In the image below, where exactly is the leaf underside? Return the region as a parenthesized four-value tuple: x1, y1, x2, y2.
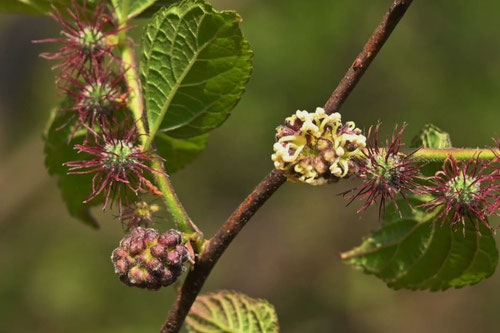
(140, 0, 253, 139)
(341, 197, 498, 291)
(186, 290, 279, 333)
(43, 109, 100, 228)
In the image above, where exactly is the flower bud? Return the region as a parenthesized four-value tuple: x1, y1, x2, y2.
(111, 227, 190, 290)
(158, 230, 182, 248)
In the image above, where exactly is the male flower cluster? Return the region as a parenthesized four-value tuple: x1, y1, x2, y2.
(111, 228, 190, 290)
(272, 107, 366, 185)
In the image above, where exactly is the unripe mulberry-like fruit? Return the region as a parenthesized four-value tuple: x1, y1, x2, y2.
(111, 228, 190, 290)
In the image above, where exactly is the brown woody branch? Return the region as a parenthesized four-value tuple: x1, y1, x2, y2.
(161, 170, 286, 332)
(160, 1, 415, 332)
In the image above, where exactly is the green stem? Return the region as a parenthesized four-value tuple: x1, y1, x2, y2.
(118, 0, 130, 23)
(151, 158, 201, 235)
(121, 46, 147, 143)
(117, 1, 146, 142)
(118, 20, 199, 236)
(411, 148, 498, 162)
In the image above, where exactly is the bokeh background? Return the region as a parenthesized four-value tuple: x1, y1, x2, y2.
(1, 0, 500, 332)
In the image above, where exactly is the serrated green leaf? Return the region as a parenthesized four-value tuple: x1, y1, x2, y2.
(154, 132, 207, 173)
(140, 0, 253, 140)
(186, 290, 279, 333)
(43, 109, 100, 228)
(111, 0, 159, 20)
(341, 197, 498, 291)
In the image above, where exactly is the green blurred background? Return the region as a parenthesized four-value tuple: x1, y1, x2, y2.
(1, 0, 499, 332)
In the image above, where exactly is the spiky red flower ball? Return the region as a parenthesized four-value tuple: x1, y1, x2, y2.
(35, 0, 120, 79)
(63, 64, 127, 131)
(421, 155, 499, 233)
(111, 228, 190, 290)
(342, 123, 422, 217)
(64, 125, 162, 210)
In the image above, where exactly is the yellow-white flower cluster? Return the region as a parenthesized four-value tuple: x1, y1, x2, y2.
(272, 107, 366, 185)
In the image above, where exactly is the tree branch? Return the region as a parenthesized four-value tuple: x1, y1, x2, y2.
(160, 1, 415, 331)
(324, 0, 414, 115)
(161, 169, 286, 333)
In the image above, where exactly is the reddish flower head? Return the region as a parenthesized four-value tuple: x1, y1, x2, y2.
(35, 0, 120, 79)
(63, 64, 127, 131)
(342, 123, 422, 217)
(421, 155, 499, 233)
(64, 125, 162, 210)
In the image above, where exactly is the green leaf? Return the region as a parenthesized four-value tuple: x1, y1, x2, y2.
(140, 0, 253, 140)
(186, 290, 279, 333)
(154, 132, 207, 173)
(136, 0, 177, 18)
(411, 124, 452, 149)
(411, 124, 453, 177)
(43, 109, 100, 228)
(111, 0, 160, 20)
(341, 197, 498, 291)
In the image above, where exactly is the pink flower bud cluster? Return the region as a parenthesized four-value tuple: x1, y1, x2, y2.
(112, 228, 190, 290)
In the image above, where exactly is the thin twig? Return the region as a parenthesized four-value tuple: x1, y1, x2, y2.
(324, 0, 414, 115)
(160, 0, 415, 331)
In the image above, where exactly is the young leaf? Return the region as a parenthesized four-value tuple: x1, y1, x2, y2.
(411, 123, 453, 177)
(186, 290, 279, 333)
(341, 197, 498, 291)
(154, 133, 207, 173)
(43, 109, 100, 228)
(140, 0, 253, 140)
(111, 0, 160, 20)
(411, 124, 452, 149)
